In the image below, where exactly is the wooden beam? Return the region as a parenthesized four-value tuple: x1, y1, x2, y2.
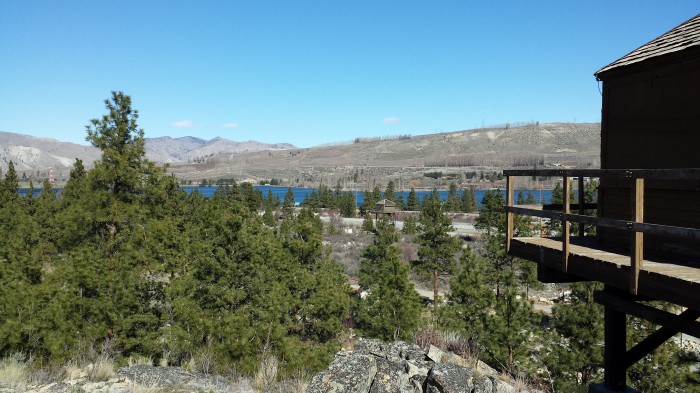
(542, 202, 598, 211)
(603, 286, 627, 390)
(624, 308, 700, 369)
(595, 290, 700, 338)
(503, 167, 700, 180)
(506, 175, 514, 253)
(562, 176, 570, 272)
(578, 176, 585, 237)
(630, 178, 644, 295)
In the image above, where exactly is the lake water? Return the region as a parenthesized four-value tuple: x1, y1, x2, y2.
(19, 186, 553, 207)
(181, 186, 553, 207)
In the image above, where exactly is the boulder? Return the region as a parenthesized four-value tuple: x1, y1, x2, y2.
(306, 353, 377, 393)
(424, 363, 474, 393)
(368, 358, 411, 393)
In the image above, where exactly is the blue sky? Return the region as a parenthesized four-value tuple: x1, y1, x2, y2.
(1, 2, 698, 148)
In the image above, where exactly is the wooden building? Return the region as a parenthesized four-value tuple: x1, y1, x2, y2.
(503, 14, 700, 392)
(373, 199, 397, 220)
(596, 14, 700, 260)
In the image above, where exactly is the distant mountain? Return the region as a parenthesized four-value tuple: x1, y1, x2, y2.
(0, 131, 101, 174)
(144, 136, 296, 163)
(166, 122, 602, 183)
(0, 131, 297, 175)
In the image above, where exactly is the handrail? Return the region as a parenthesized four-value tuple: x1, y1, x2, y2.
(504, 168, 700, 295)
(504, 168, 700, 180)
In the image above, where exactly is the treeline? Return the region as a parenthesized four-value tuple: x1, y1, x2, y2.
(424, 153, 545, 168)
(353, 134, 412, 144)
(0, 93, 350, 375)
(300, 180, 479, 217)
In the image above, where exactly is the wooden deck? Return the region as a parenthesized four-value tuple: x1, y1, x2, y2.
(510, 236, 700, 311)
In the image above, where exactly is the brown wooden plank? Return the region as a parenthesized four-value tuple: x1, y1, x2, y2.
(631, 178, 644, 294)
(506, 176, 514, 253)
(509, 237, 700, 310)
(563, 176, 571, 272)
(578, 176, 586, 237)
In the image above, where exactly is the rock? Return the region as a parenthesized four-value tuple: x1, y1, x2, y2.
(369, 357, 411, 393)
(473, 375, 493, 393)
(306, 353, 378, 393)
(388, 341, 425, 362)
(425, 363, 474, 393)
(116, 365, 192, 386)
(426, 345, 444, 363)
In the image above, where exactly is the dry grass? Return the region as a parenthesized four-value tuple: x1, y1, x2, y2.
(187, 345, 215, 375)
(128, 354, 154, 367)
(88, 354, 115, 382)
(0, 353, 29, 390)
(253, 353, 279, 390)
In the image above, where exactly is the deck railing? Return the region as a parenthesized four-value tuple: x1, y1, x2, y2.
(504, 168, 700, 294)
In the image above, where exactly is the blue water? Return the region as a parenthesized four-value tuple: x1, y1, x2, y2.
(182, 186, 553, 207)
(19, 186, 553, 208)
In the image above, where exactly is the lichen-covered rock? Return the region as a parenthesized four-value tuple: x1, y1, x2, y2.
(116, 365, 192, 386)
(369, 357, 411, 393)
(306, 353, 378, 393)
(425, 363, 474, 393)
(387, 341, 425, 362)
(426, 345, 444, 363)
(473, 375, 493, 393)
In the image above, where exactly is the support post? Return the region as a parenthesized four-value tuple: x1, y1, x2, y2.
(562, 176, 570, 272)
(578, 176, 585, 237)
(506, 175, 514, 253)
(603, 285, 627, 391)
(630, 178, 644, 294)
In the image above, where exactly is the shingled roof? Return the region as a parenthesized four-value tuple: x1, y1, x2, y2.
(595, 13, 700, 78)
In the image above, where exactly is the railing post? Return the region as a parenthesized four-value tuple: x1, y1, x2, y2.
(631, 177, 644, 294)
(562, 175, 570, 272)
(578, 176, 585, 237)
(506, 175, 514, 253)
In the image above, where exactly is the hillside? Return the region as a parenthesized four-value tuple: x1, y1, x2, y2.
(1, 122, 600, 185)
(167, 122, 601, 185)
(0, 131, 296, 181)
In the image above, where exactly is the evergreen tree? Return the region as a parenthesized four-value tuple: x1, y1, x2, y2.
(525, 191, 537, 205)
(487, 270, 536, 374)
(413, 191, 460, 306)
(357, 216, 421, 341)
(282, 187, 295, 218)
(338, 191, 356, 217)
(444, 182, 462, 212)
(461, 186, 477, 213)
(384, 180, 396, 203)
(361, 212, 375, 233)
(440, 247, 494, 357)
(406, 187, 420, 211)
(0, 161, 19, 204)
(401, 215, 417, 235)
(545, 282, 604, 392)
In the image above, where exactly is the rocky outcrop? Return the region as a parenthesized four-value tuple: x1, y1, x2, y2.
(8, 365, 255, 393)
(307, 339, 530, 393)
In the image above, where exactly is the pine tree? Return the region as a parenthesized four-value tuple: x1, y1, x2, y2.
(406, 187, 420, 211)
(413, 191, 460, 306)
(401, 215, 418, 235)
(357, 216, 421, 341)
(545, 282, 604, 391)
(362, 212, 375, 233)
(461, 186, 477, 213)
(0, 161, 19, 204)
(444, 182, 462, 212)
(440, 247, 494, 356)
(282, 187, 295, 218)
(487, 270, 536, 374)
